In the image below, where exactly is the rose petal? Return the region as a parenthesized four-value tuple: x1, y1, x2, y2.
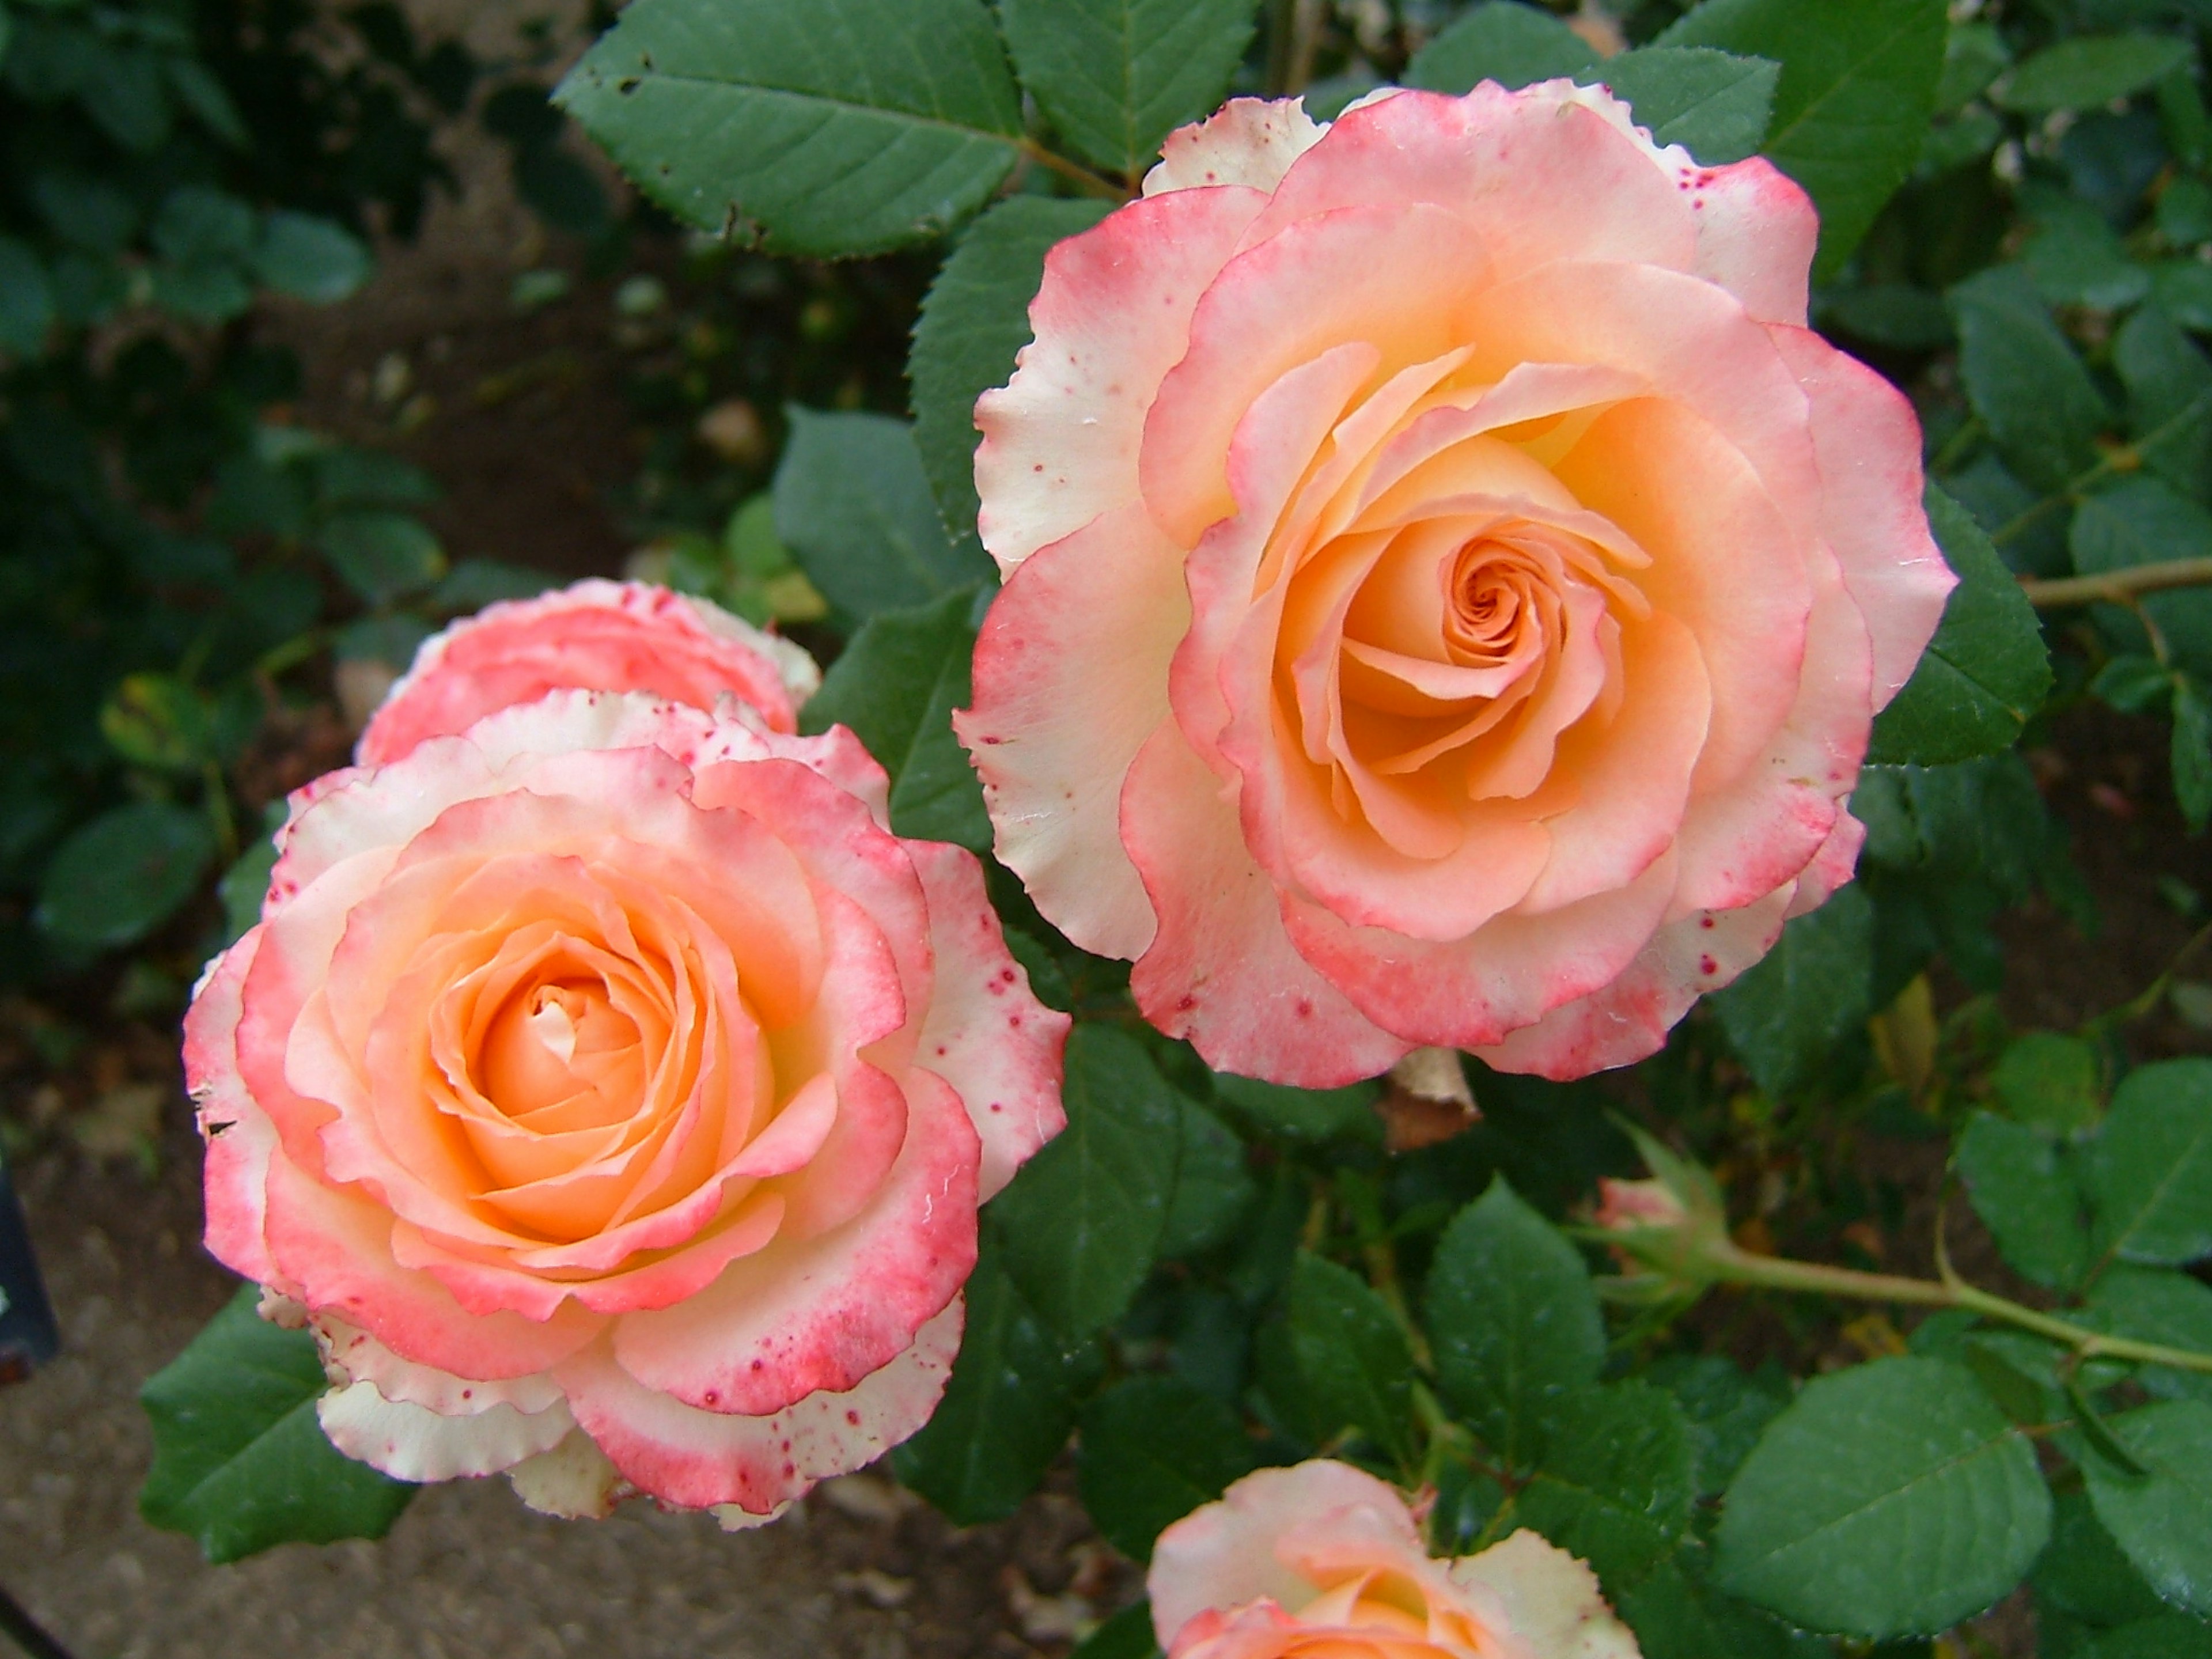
(319, 1379, 576, 1482)
(1143, 97, 1327, 197)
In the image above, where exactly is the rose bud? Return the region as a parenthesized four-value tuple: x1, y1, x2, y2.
(957, 84, 1955, 1086)
(358, 579, 820, 767)
(187, 691, 1065, 1522)
(1150, 1460, 1638, 1658)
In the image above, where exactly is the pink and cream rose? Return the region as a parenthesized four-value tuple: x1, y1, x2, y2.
(1150, 1460, 1639, 1658)
(358, 579, 820, 767)
(956, 84, 1956, 1086)
(186, 690, 1066, 1521)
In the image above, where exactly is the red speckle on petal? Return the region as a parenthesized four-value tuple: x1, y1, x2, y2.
(460, 1389, 472, 1400)
(1700, 916, 1716, 930)
(703, 1391, 718, 1407)
(989, 1101, 1003, 1113)
(1699, 955, 1718, 976)
(1007, 1013, 1022, 1028)
(750, 1359, 764, 1372)
(1296, 998, 1314, 1019)
(846, 1410, 861, 1426)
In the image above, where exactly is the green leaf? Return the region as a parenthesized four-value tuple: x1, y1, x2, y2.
(140, 1287, 415, 1563)
(218, 817, 281, 948)
(1936, 21, 2009, 115)
(992, 1022, 1181, 1336)
(1957, 1112, 2092, 1290)
(313, 511, 446, 606)
(891, 1245, 1098, 1522)
(995, 0, 1259, 178)
(430, 559, 557, 612)
(1866, 485, 2052, 766)
(0, 235, 52, 355)
(101, 673, 215, 774)
(1714, 1356, 2050, 1638)
(1210, 1072, 1381, 1144)
(2088, 1059, 2212, 1268)
(2070, 480, 2212, 680)
(1077, 1375, 1255, 1561)
(2078, 1615, 2212, 1659)
(1591, 46, 1781, 164)
(2022, 197, 2150, 312)
(773, 408, 991, 618)
(1647, 1354, 1789, 1497)
(1948, 264, 2111, 494)
(1426, 1176, 1603, 1468)
(2080, 1400, 2212, 1617)
(1404, 1, 1596, 93)
(1990, 1031, 2103, 1132)
(908, 195, 1112, 546)
(1996, 34, 2193, 116)
(254, 213, 372, 304)
(798, 585, 991, 848)
(1285, 1250, 1416, 1464)
(2084, 1268, 2212, 1403)
(2177, 680, 2212, 835)
(1710, 884, 1876, 1097)
(555, 0, 1023, 256)
(1660, 0, 1948, 279)
(1619, 1555, 1825, 1659)
(152, 185, 257, 267)
(1513, 1382, 1696, 1592)
(1071, 1600, 1162, 1659)
(2033, 1487, 2173, 1633)
(35, 800, 217, 949)
(1157, 1094, 1256, 1259)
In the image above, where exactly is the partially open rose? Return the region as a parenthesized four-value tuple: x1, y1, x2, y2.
(358, 579, 819, 767)
(957, 83, 1954, 1086)
(187, 691, 1065, 1521)
(1150, 1460, 1638, 1658)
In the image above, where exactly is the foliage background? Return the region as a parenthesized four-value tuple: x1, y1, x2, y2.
(6, 1, 2212, 1656)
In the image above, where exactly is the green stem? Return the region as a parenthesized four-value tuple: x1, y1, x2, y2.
(1929, 414, 1986, 475)
(1706, 1243, 2212, 1374)
(1016, 140, 1131, 202)
(1994, 393, 2212, 550)
(2021, 555, 2212, 608)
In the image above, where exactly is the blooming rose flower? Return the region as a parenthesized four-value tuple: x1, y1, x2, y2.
(1150, 1460, 1638, 1658)
(358, 579, 820, 767)
(186, 690, 1066, 1521)
(956, 84, 1955, 1086)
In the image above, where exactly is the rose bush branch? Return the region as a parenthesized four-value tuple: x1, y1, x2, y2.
(2020, 556, 2212, 609)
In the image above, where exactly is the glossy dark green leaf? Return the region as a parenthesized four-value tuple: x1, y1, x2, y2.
(1949, 263, 2111, 494)
(774, 408, 991, 618)
(555, 0, 1023, 256)
(1870, 487, 2050, 766)
(1071, 1600, 1163, 1659)
(35, 800, 217, 949)
(1661, 0, 1948, 278)
(1404, 1, 1596, 93)
(1710, 884, 1876, 1097)
(1077, 1376, 1255, 1560)
(1285, 1251, 1416, 1464)
(1426, 1176, 1603, 1468)
(1210, 1072, 1381, 1144)
(1514, 1382, 1696, 1592)
(993, 1023, 1181, 1336)
(1619, 1555, 1827, 1659)
(1990, 1031, 2103, 1132)
(254, 213, 372, 304)
(799, 585, 991, 849)
(2085, 1268, 2212, 1403)
(1997, 34, 2193, 116)
(313, 511, 446, 606)
(2088, 1059, 2212, 1268)
(1647, 1355, 1790, 1497)
(2077, 1615, 2212, 1659)
(2080, 1400, 2212, 1616)
(1714, 1356, 2051, 1638)
(0, 235, 53, 355)
(892, 1247, 1098, 1522)
(1157, 1095, 1256, 1260)
(2070, 480, 2212, 681)
(140, 1287, 415, 1563)
(996, 0, 1259, 177)
(2033, 1486, 2173, 1634)
(908, 195, 1112, 543)
(2177, 680, 2212, 835)
(1590, 46, 1779, 164)
(1957, 1111, 2092, 1290)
